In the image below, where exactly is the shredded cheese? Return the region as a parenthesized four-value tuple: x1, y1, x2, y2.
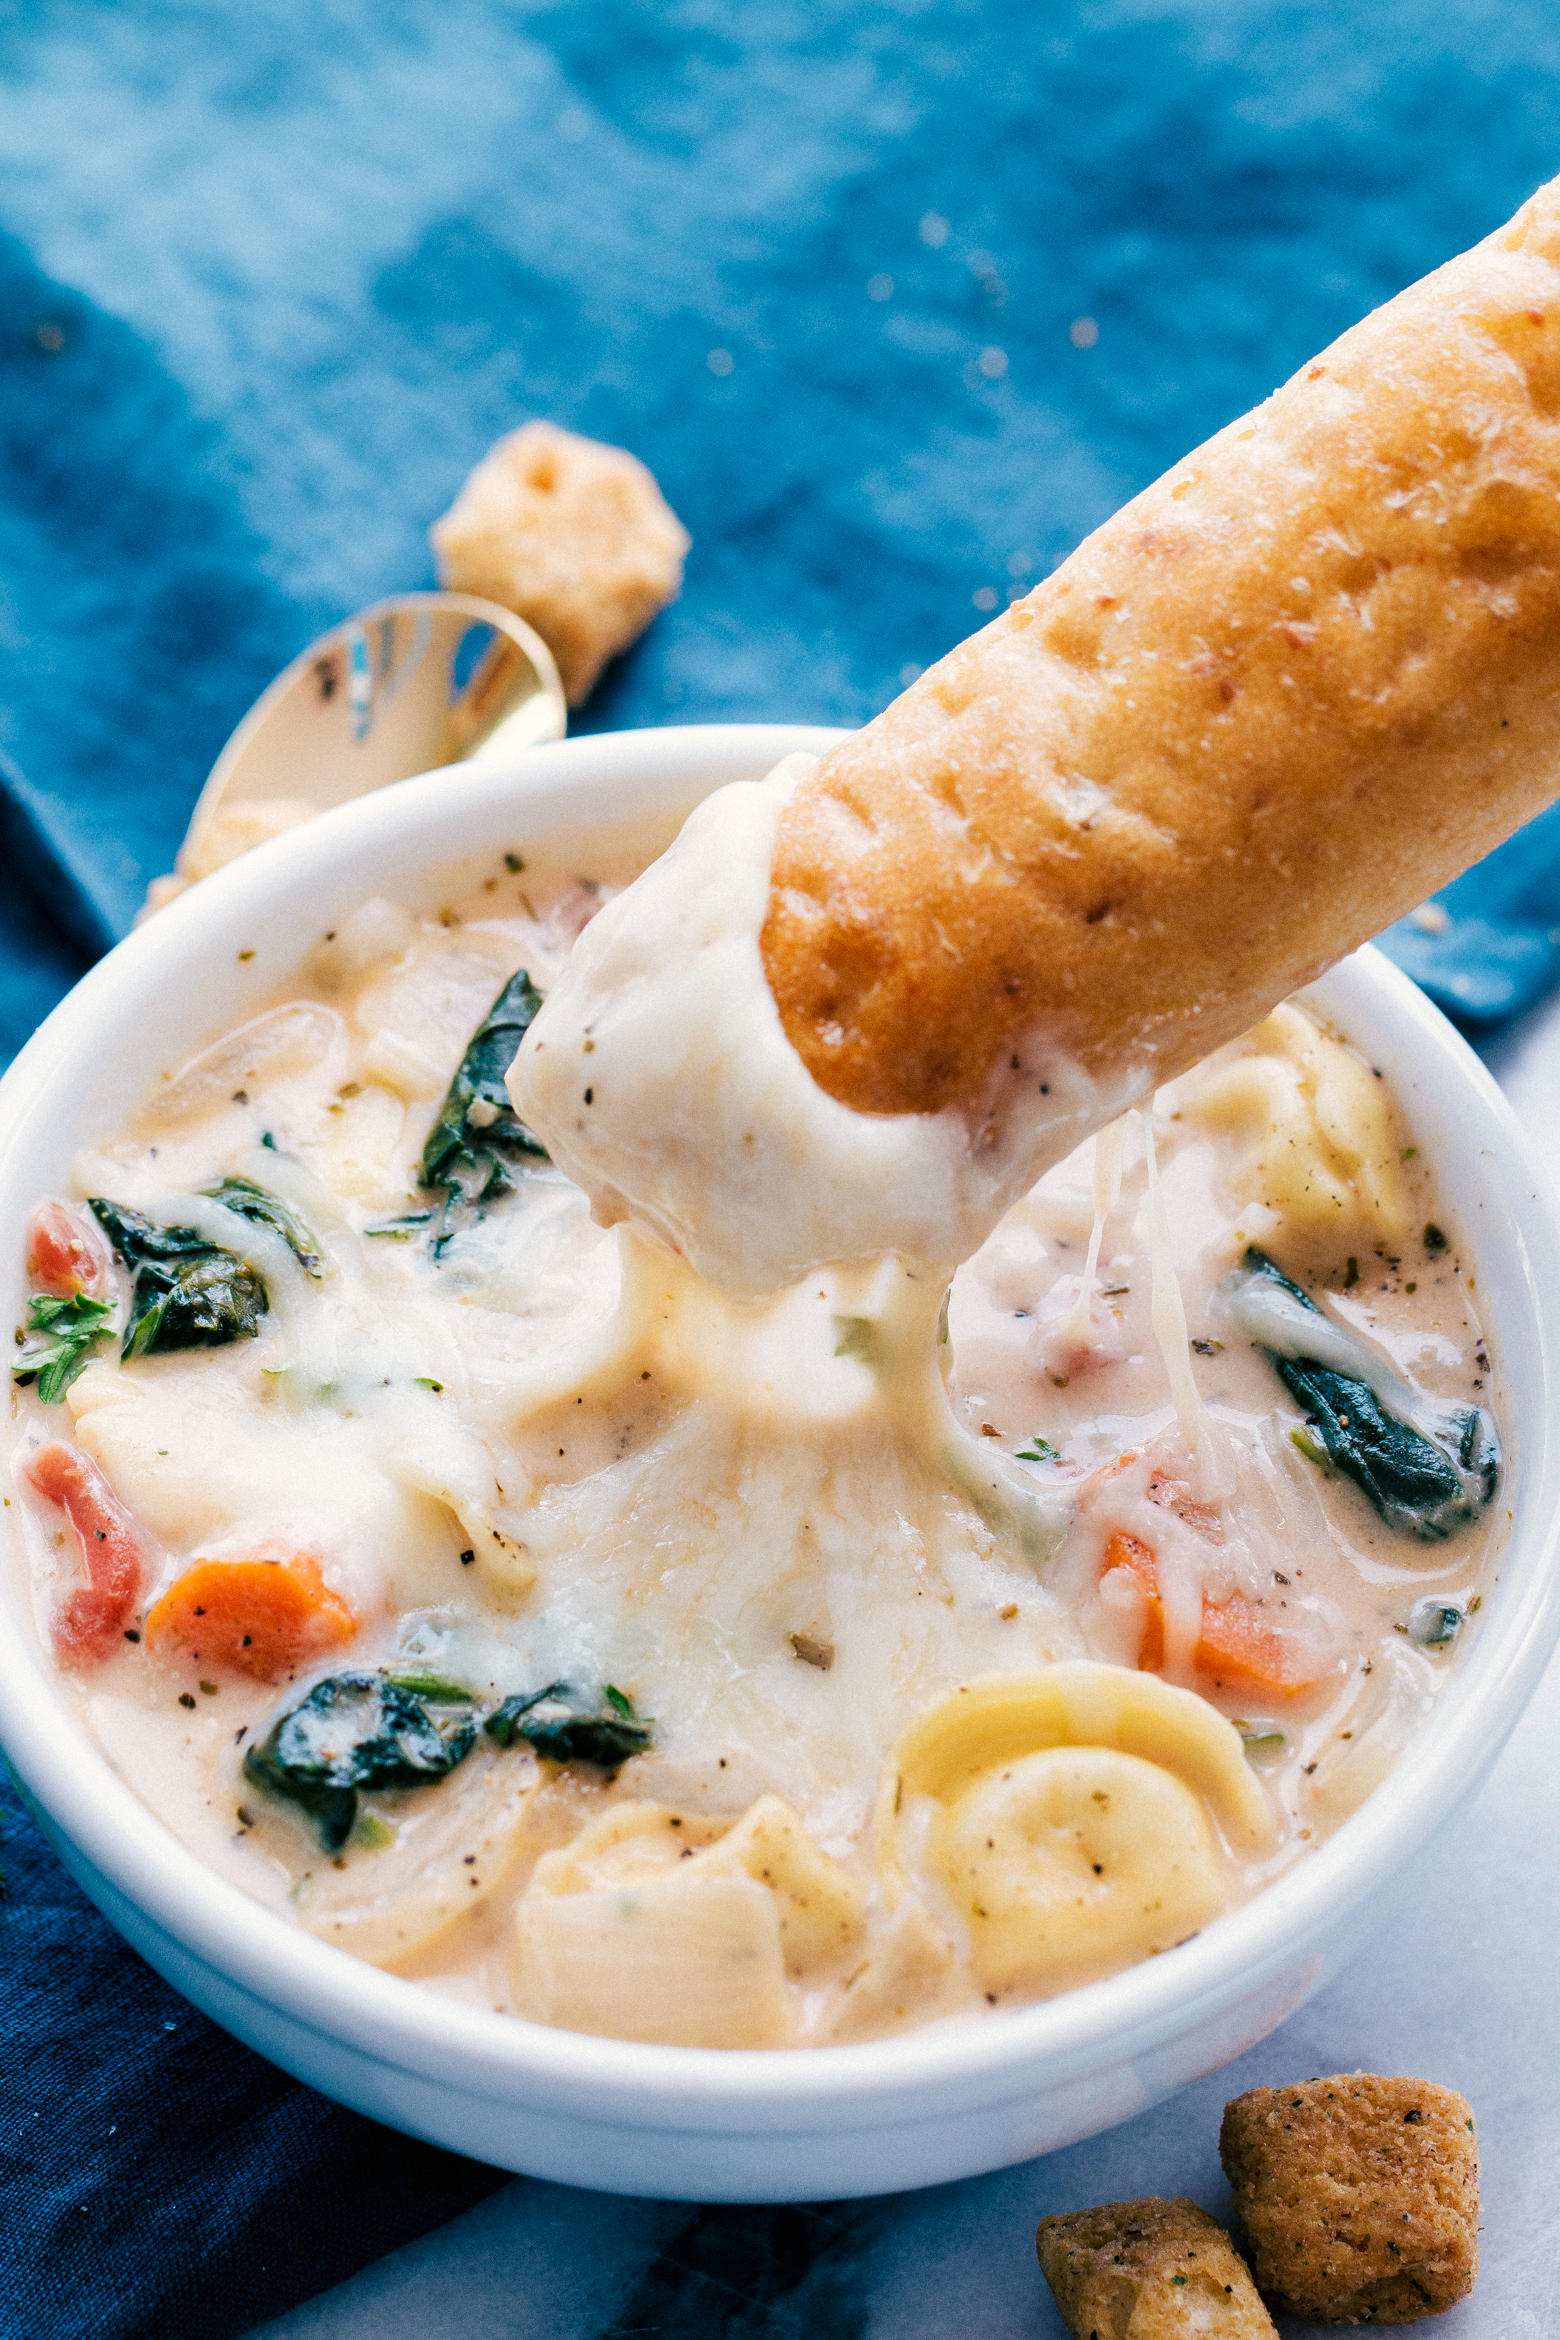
(1139, 1108, 1226, 1499)
(1058, 1116, 1127, 1353)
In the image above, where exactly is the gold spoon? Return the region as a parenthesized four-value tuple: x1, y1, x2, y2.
(146, 591, 566, 913)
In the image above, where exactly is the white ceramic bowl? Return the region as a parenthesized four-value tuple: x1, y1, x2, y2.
(3, 723, 1559, 2203)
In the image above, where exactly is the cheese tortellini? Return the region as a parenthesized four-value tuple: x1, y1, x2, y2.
(509, 1793, 865, 2047)
(1184, 1001, 1408, 1247)
(876, 1664, 1273, 1999)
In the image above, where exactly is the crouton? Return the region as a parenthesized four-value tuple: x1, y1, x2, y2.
(1036, 2196, 1278, 2337)
(1219, 2072, 1478, 2323)
(431, 420, 689, 704)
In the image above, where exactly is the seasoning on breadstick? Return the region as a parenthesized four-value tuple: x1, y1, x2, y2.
(513, 173, 1560, 1296)
(1037, 2198, 1278, 2338)
(1220, 2073, 1479, 2322)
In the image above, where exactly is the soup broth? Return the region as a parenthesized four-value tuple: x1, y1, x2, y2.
(6, 822, 1503, 2049)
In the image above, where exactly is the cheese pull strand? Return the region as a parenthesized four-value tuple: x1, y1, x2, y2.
(1139, 1109, 1220, 1475)
(1058, 1116, 1126, 1354)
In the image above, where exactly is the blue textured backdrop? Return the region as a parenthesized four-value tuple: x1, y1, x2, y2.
(5, 0, 1560, 1046)
(3, 5, 1560, 2335)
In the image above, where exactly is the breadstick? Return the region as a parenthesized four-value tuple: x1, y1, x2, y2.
(515, 174, 1560, 1294)
(766, 174, 1560, 1118)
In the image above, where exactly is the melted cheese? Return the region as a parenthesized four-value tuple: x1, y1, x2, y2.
(510, 758, 1141, 1298)
(1057, 1117, 1127, 1354)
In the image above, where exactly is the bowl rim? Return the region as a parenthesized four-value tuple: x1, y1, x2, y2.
(3, 719, 1559, 2137)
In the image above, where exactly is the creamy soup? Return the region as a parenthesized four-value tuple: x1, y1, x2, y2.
(6, 821, 1503, 2049)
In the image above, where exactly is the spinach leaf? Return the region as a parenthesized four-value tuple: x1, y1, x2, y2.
(484, 1680, 652, 1772)
(418, 970, 549, 1252)
(244, 1672, 478, 1850)
(89, 1199, 267, 1357)
(1241, 1249, 1498, 1541)
(11, 1290, 117, 1402)
(202, 1176, 323, 1277)
(382, 1670, 476, 1703)
(245, 1669, 651, 1847)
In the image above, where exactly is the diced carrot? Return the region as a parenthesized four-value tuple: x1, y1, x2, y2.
(1100, 1528, 1328, 1697)
(1102, 1529, 1166, 1668)
(146, 1555, 356, 1682)
(1103, 1529, 1157, 1581)
(22, 1441, 155, 1665)
(1195, 1596, 1322, 1694)
(26, 1201, 111, 1298)
(1144, 1467, 1222, 1541)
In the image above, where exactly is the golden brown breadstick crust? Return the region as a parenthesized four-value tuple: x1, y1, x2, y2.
(764, 175, 1560, 1117)
(1220, 2072, 1479, 2323)
(1036, 2196, 1277, 2337)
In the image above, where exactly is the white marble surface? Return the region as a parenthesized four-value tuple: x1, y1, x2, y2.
(246, 1002, 1560, 2340)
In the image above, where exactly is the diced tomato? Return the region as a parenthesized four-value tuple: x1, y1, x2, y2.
(146, 1554, 356, 1682)
(26, 1201, 111, 1298)
(22, 1441, 154, 1665)
(1100, 1528, 1329, 1697)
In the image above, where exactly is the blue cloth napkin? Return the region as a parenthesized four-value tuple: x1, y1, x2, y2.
(0, 1771, 506, 2340)
(1376, 800, 1560, 1025)
(4, 6, 1560, 2335)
